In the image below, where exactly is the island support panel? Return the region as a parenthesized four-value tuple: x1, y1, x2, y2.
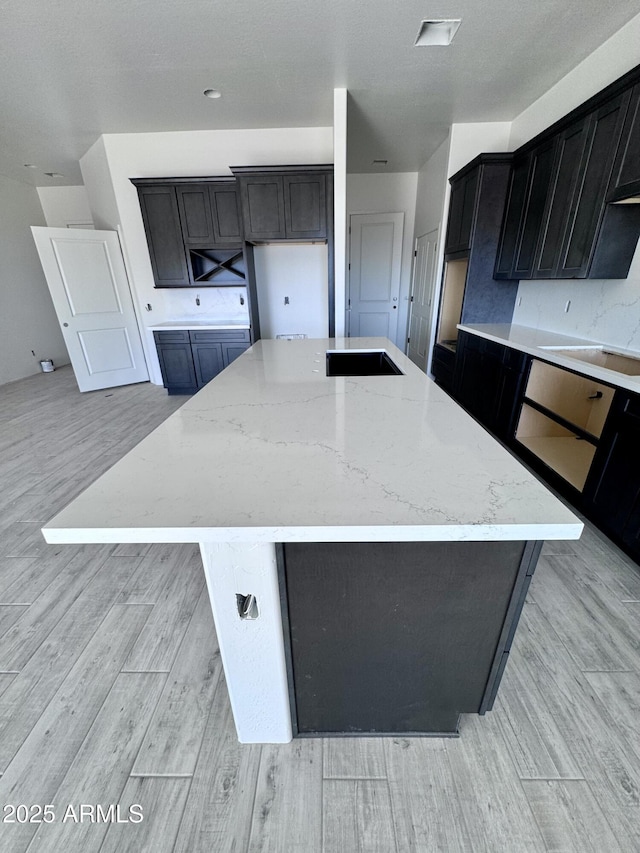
(279, 540, 542, 736)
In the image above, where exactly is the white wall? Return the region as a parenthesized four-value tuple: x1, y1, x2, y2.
(0, 174, 69, 385)
(510, 12, 640, 347)
(253, 244, 328, 339)
(510, 12, 640, 149)
(334, 88, 348, 337)
(36, 186, 93, 228)
(347, 172, 418, 348)
(80, 127, 334, 384)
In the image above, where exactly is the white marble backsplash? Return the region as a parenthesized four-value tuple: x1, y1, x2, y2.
(144, 285, 250, 325)
(512, 238, 640, 350)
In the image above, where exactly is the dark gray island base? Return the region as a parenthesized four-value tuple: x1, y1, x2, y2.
(278, 539, 541, 736)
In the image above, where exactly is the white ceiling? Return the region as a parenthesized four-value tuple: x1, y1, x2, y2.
(2, 0, 639, 187)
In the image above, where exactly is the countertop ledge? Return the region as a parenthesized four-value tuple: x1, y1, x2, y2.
(459, 324, 640, 393)
(43, 337, 582, 546)
(148, 321, 251, 330)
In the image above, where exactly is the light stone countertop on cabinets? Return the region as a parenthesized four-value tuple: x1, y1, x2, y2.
(458, 323, 640, 393)
(43, 337, 581, 546)
(148, 320, 251, 331)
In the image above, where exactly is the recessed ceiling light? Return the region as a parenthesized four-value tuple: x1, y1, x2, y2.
(203, 89, 222, 99)
(24, 163, 37, 169)
(414, 19, 461, 46)
(44, 172, 64, 178)
(372, 159, 388, 165)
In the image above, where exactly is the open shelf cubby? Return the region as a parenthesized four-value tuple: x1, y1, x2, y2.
(436, 258, 468, 349)
(515, 359, 615, 492)
(189, 247, 246, 285)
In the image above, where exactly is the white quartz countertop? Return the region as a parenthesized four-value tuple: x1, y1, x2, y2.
(43, 337, 581, 545)
(459, 324, 640, 392)
(148, 321, 250, 330)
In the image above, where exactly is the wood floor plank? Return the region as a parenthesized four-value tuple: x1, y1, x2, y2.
(569, 524, 640, 601)
(0, 547, 112, 670)
(173, 681, 261, 853)
(116, 545, 195, 605)
(530, 554, 640, 671)
(122, 546, 204, 672)
(0, 556, 38, 598)
(447, 713, 546, 852)
(0, 545, 111, 605)
(323, 737, 387, 780)
(323, 780, 397, 853)
(112, 543, 153, 557)
(510, 604, 640, 850)
(0, 604, 29, 639)
(132, 587, 223, 776)
(523, 779, 626, 853)
(248, 738, 323, 853)
(99, 776, 192, 853)
(23, 672, 166, 853)
(0, 557, 143, 770)
(0, 604, 151, 846)
(0, 673, 16, 697)
(584, 672, 640, 762)
(385, 737, 473, 853)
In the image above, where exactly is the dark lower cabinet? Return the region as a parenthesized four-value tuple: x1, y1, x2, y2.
(453, 331, 529, 442)
(279, 540, 539, 735)
(431, 343, 456, 393)
(153, 329, 250, 394)
(584, 390, 640, 560)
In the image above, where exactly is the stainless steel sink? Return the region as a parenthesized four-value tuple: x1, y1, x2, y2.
(539, 346, 640, 376)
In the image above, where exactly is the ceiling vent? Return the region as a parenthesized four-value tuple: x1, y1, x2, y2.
(414, 19, 461, 46)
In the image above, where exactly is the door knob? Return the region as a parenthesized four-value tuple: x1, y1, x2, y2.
(63, 322, 69, 327)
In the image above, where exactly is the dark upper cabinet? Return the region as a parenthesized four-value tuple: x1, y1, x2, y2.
(176, 184, 215, 245)
(608, 82, 640, 202)
(495, 86, 638, 281)
(445, 168, 479, 257)
(232, 167, 330, 242)
(209, 184, 242, 243)
(136, 185, 190, 287)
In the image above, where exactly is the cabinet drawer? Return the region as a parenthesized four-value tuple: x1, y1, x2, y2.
(153, 330, 190, 344)
(189, 329, 250, 344)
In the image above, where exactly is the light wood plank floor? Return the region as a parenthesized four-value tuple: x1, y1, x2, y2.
(1, 366, 639, 852)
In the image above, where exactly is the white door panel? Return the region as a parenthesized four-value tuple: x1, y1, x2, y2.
(408, 229, 439, 371)
(348, 213, 404, 343)
(32, 227, 149, 392)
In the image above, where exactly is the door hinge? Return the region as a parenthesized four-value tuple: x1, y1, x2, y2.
(410, 295, 414, 302)
(407, 336, 410, 343)
(414, 250, 417, 257)
(348, 263, 351, 270)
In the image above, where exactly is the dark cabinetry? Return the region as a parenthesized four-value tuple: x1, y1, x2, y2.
(444, 168, 479, 256)
(453, 331, 529, 442)
(584, 390, 640, 560)
(232, 166, 330, 241)
(496, 87, 640, 280)
(153, 329, 250, 394)
(133, 178, 243, 288)
(608, 82, 640, 202)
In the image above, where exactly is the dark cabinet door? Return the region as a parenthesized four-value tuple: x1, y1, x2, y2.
(495, 157, 530, 278)
(137, 186, 190, 287)
(209, 185, 242, 243)
(222, 342, 250, 367)
(584, 391, 640, 545)
(445, 168, 479, 256)
(192, 342, 224, 386)
(154, 340, 197, 393)
(608, 82, 640, 202)
(176, 185, 215, 245)
(283, 174, 327, 239)
(239, 176, 287, 240)
(454, 332, 528, 442)
(511, 138, 556, 279)
(532, 118, 591, 278)
(558, 92, 630, 277)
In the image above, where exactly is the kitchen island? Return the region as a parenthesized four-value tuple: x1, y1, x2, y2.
(42, 337, 582, 742)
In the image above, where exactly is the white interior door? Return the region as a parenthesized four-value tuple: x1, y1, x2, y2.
(407, 229, 439, 371)
(31, 227, 149, 392)
(348, 213, 404, 342)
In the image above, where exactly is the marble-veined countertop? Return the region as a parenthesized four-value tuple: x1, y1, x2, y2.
(42, 337, 581, 545)
(458, 323, 640, 392)
(148, 321, 250, 331)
